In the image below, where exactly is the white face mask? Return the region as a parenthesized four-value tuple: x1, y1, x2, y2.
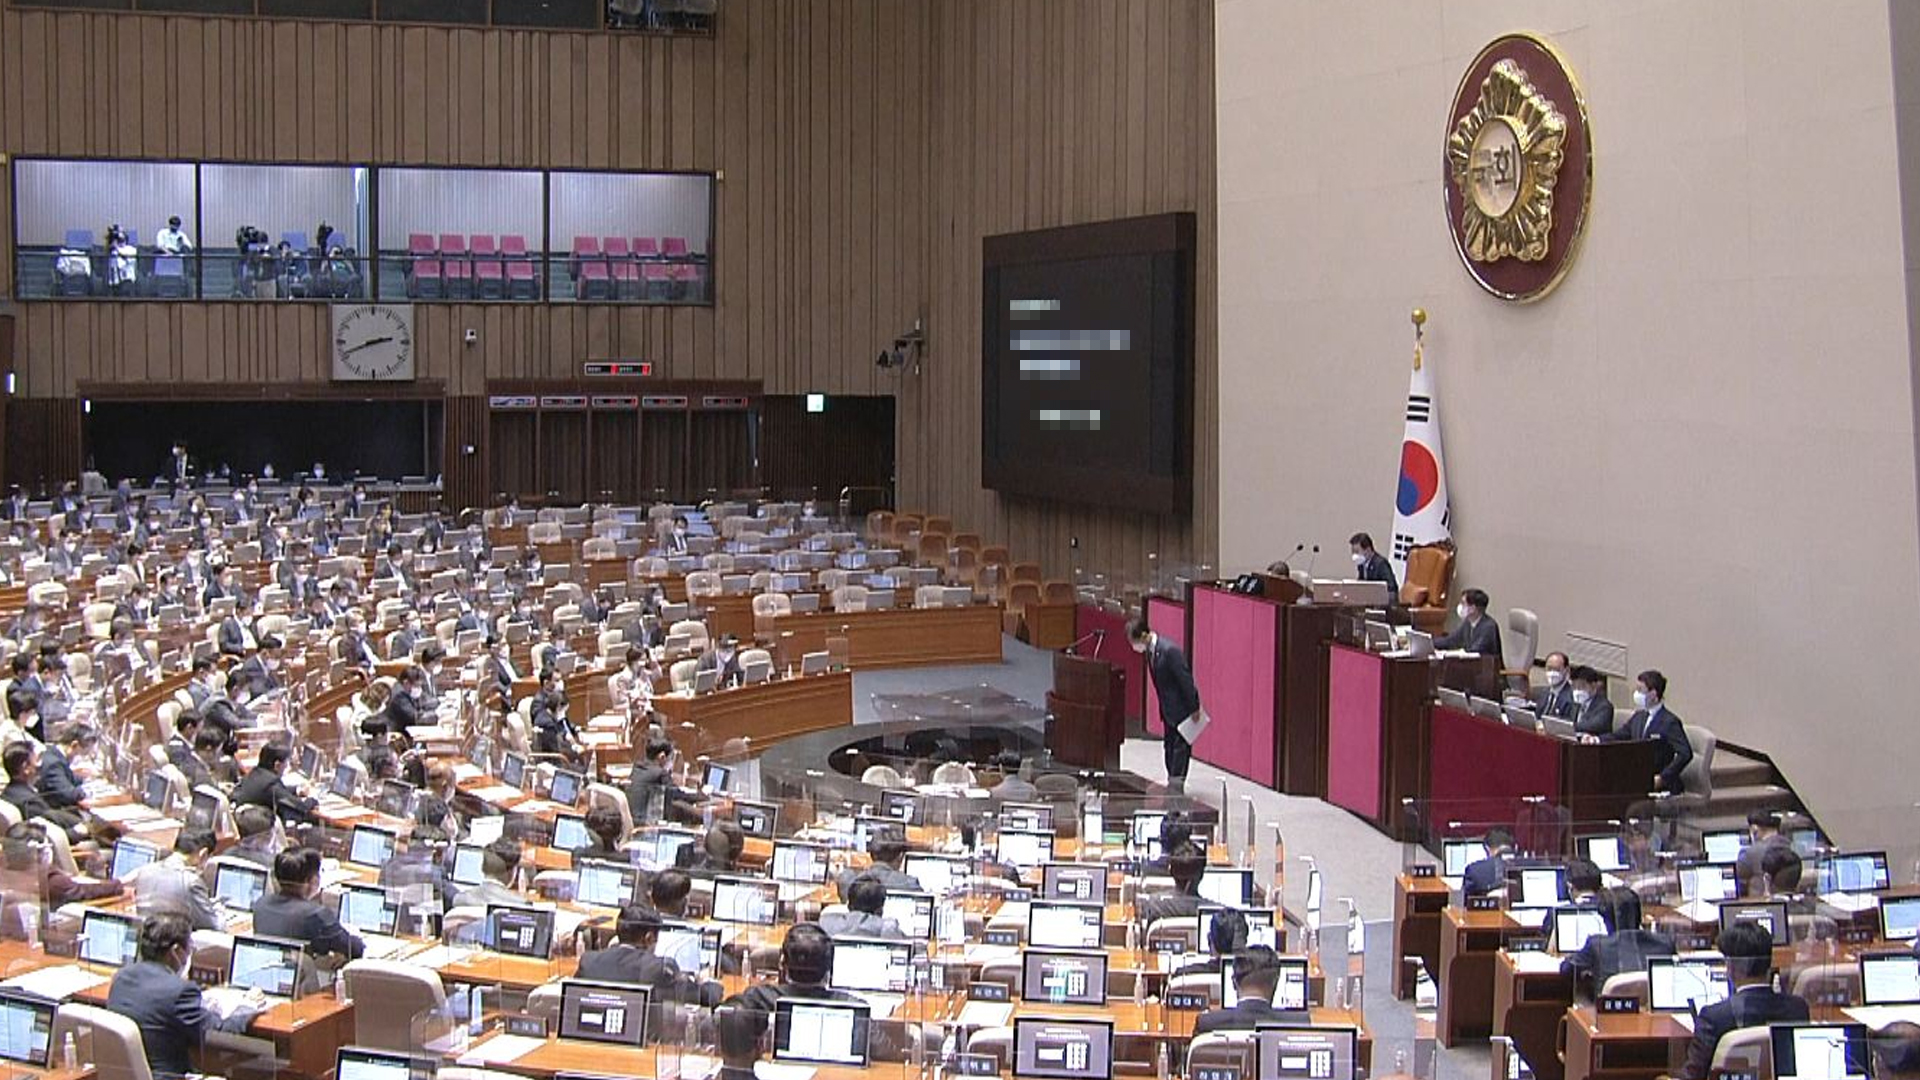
(1545, 668, 1566, 687)
(1633, 689, 1651, 710)
(1571, 688, 1592, 706)
(1351, 551, 1366, 567)
(1456, 602, 1471, 621)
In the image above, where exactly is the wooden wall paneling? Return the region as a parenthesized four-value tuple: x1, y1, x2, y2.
(0, 2, 1208, 582)
(443, 394, 485, 512)
(589, 407, 638, 502)
(638, 409, 684, 502)
(487, 409, 535, 502)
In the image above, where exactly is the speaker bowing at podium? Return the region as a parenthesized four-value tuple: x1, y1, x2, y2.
(1129, 616, 1207, 793)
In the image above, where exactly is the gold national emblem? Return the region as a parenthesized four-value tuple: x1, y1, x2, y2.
(1442, 34, 1592, 303)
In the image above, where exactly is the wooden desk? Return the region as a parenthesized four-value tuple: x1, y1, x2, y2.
(651, 671, 853, 753)
(1492, 950, 1575, 1080)
(1561, 1003, 1690, 1080)
(436, 952, 579, 993)
(769, 605, 1004, 669)
(1390, 873, 1451, 998)
(1427, 706, 1663, 837)
(70, 969, 352, 1080)
(451, 1003, 1372, 1079)
(1437, 906, 1532, 1046)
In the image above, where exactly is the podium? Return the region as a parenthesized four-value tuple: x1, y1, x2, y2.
(1046, 650, 1125, 770)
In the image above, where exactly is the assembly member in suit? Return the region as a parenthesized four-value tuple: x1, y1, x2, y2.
(230, 744, 318, 826)
(1461, 828, 1514, 898)
(1678, 921, 1809, 1079)
(1560, 887, 1676, 998)
(35, 722, 94, 809)
(1531, 652, 1577, 720)
(577, 904, 709, 1004)
(252, 847, 363, 961)
(106, 913, 249, 1080)
(1348, 532, 1399, 601)
(1569, 666, 1616, 736)
(1434, 587, 1503, 655)
(1599, 669, 1693, 793)
(216, 612, 250, 657)
(1129, 616, 1202, 793)
(695, 634, 745, 689)
(1193, 946, 1313, 1034)
(1735, 810, 1794, 897)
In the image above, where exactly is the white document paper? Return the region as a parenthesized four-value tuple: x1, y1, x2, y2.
(1177, 709, 1211, 744)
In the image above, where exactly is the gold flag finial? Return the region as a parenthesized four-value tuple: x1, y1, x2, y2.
(1411, 307, 1427, 370)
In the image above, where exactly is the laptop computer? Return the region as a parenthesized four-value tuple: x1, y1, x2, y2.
(1648, 955, 1730, 1012)
(1013, 1017, 1114, 1080)
(773, 999, 871, 1067)
(557, 980, 650, 1047)
(1021, 950, 1108, 1006)
(1859, 953, 1920, 1006)
(1255, 1026, 1357, 1080)
(0, 993, 55, 1068)
(1771, 1024, 1871, 1080)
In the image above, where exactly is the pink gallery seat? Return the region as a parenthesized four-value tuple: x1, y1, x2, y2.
(632, 237, 660, 258)
(661, 237, 690, 258)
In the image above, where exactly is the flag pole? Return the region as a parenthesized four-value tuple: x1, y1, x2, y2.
(1411, 307, 1426, 370)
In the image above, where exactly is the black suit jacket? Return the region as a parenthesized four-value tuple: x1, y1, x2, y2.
(231, 766, 317, 825)
(1603, 706, 1693, 792)
(1462, 853, 1508, 897)
(1533, 682, 1577, 720)
(2, 780, 80, 832)
(1436, 615, 1502, 655)
(1680, 986, 1809, 1080)
(1193, 998, 1312, 1035)
(1573, 694, 1615, 736)
(217, 616, 248, 656)
(1146, 639, 1201, 727)
(1559, 928, 1676, 996)
(251, 891, 363, 960)
(1356, 552, 1399, 602)
(107, 960, 212, 1079)
(35, 746, 85, 808)
(576, 943, 700, 1003)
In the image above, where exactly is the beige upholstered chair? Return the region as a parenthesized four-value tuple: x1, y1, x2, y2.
(342, 959, 451, 1051)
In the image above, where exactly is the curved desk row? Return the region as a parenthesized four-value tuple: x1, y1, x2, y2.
(768, 604, 1004, 669)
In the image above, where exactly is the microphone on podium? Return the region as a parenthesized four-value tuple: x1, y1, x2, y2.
(1303, 544, 1321, 578)
(1063, 630, 1101, 655)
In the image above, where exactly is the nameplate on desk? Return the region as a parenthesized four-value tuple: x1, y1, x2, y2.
(949, 1053, 997, 1077)
(1841, 925, 1876, 944)
(1466, 895, 1502, 911)
(1409, 864, 1438, 879)
(1005, 888, 1033, 903)
(1508, 937, 1546, 953)
(1720, 1072, 1757, 1080)
(1166, 991, 1210, 1011)
(189, 966, 224, 987)
(984, 929, 1019, 947)
(1151, 938, 1186, 955)
(967, 981, 1010, 1002)
(505, 1015, 549, 1038)
(1193, 1068, 1242, 1080)
(1598, 995, 1641, 1015)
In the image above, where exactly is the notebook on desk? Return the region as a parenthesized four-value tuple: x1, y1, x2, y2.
(0, 966, 108, 1003)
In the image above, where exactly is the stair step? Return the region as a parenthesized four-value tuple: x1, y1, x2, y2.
(1702, 784, 1796, 816)
(1711, 761, 1775, 788)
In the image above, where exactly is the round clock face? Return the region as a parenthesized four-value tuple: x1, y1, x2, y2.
(332, 304, 414, 380)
